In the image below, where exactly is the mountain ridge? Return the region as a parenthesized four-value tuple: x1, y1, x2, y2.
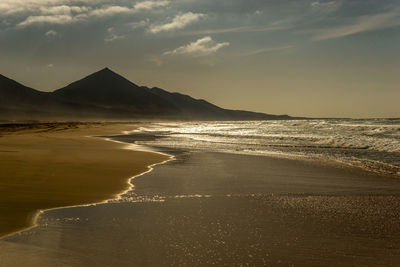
(0, 68, 292, 121)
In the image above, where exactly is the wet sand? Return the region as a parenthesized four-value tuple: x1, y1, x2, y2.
(0, 123, 169, 238)
(1, 150, 400, 266)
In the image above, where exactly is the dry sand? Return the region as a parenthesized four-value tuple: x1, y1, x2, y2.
(0, 122, 169, 238)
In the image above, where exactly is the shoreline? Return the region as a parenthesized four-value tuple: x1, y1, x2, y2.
(2, 148, 400, 266)
(1, 120, 395, 240)
(106, 130, 400, 180)
(1, 137, 175, 240)
(89, 136, 175, 203)
(2, 122, 400, 266)
(0, 122, 171, 239)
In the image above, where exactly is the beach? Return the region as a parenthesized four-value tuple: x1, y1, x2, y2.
(0, 122, 169, 238)
(2, 0, 398, 264)
(1, 122, 400, 266)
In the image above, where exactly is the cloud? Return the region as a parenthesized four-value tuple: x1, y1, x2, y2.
(12, 1, 167, 28)
(1, 1, 93, 15)
(311, 1, 338, 9)
(182, 19, 293, 35)
(134, 0, 170, 11)
(164, 36, 229, 56)
(16, 5, 138, 27)
(104, 27, 126, 42)
(310, 1, 340, 14)
(2, 0, 168, 16)
(104, 20, 148, 42)
(313, 11, 400, 40)
(88, 6, 135, 17)
(241, 45, 294, 57)
(18, 15, 76, 27)
(148, 56, 164, 66)
(150, 12, 205, 33)
(39, 5, 89, 15)
(45, 29, 59, 38)
(127, 19, 149, 29)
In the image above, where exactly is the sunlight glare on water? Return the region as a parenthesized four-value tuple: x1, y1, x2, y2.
(132, 119, 400, 177)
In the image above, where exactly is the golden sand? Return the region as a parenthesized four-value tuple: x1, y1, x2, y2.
(0, 123, 169, 238)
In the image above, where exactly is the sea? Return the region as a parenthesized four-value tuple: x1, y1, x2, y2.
(122, 118, 400, 177)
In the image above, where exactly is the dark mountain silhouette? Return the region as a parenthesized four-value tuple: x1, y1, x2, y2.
(0, 68, 292, 120)
(148, 87, 279, 119)
(0, 72, 116, 120)
(53, 68, 177, 115)
(0, 74, 60, 119)
(0, 74, 48, 108)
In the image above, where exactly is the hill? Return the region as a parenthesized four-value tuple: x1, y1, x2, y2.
(0, 68, 291, 120)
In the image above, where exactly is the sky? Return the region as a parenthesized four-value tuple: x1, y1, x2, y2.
(0, 0, 399, 118)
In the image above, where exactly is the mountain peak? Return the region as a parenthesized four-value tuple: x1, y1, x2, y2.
(51, 67, 178, 112)
(81, 67, 130, 84)
(95, 67, 117, 76)
(55, 67, 136, 94)
(100, 67, 111, 72)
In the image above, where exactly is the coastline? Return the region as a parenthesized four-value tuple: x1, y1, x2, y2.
(0, 122, 171, 239)
(2, 149, 400, 266)
(2, 122, 400, 266)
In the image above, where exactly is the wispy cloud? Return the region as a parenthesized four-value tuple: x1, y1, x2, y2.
(12, 1, 169, 28)
(134, 0, 169, 11)
(182, 19, 293, 35)
(18, 15, 77, 27)
(16, 5, 136, 27)
(104, 27, 126, 42)
(2, 0, 168, 15)
(104, 20, 148, 42)
(39, 5, 89, 15)
(148, 55, 164, 66)
(127, 19, 149, 29)
(313, 10, 400, 40)
(164, 36, 229, 56)
(45, 29, 60, 38)
(88, 6, 134, 17)
(311, 1, 338, 9)
(150, 12, 205, 33)
(241, 45, 294, 57)
(0, 0, 97, 15)
(310, 0, 340, 15)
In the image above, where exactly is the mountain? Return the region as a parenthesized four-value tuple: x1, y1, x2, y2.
(53, 68, 177, 115)
(0, 72, 115, 120)
(0, 74, 47, 108)
(147, 87, 284, 119)
(0, 74, 57, 119)
(0, 68, 292, 120)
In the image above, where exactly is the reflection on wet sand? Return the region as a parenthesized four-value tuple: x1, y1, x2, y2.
(2, 152, 400, 266)
(0, 123, 168, 238)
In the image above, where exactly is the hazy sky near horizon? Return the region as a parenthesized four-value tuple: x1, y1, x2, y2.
(0, 0, 399, 118)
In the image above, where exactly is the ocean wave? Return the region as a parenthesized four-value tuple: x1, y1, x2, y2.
(134, 119, 400, 177)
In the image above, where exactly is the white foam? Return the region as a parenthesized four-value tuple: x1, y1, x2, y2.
(135, 119, 400, 177)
